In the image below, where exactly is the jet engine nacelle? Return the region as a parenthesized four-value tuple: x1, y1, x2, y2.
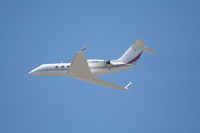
(88, 60, 111, 68)
(105, 60, 111, 65)
(97, 60, 111, 66)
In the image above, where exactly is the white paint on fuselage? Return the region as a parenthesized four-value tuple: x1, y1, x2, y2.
(29, 60, 134, 76)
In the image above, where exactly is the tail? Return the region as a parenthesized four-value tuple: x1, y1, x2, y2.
(117, 40, 156, 64)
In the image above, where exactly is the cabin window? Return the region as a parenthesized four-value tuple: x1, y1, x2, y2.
(55, 66, 58, 68)
(67, 66, 69, 68)
(61, 66, 64, 68)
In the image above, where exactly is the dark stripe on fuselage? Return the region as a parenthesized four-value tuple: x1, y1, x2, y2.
(37, 68, 68, 72)
(126, 52, 142, 64)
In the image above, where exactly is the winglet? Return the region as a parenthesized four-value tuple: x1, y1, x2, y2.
(124, 82, 132, 90)
(81, 45, 88, 52)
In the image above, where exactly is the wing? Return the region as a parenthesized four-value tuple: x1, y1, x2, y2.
(81, 76, 132, 90)
(69, 52, 91, 78)
(69, 52, 131, 90)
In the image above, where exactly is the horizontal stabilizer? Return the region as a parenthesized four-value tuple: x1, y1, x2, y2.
(124, 82, 132, 90)
(144, 46, 156, 54)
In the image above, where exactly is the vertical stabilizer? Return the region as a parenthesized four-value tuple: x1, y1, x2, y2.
(118, 40, 144, 64)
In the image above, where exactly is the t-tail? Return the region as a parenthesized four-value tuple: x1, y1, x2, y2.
(117, 40, 156, 64)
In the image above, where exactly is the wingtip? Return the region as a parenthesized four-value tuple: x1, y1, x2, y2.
(124, 82, 132, 90)
(81, 45, 88, 52)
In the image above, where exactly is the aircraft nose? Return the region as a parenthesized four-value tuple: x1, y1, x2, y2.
(28, 67, 40, 75)
(28, 65, 43, 76)
(28, 69, 35, 75)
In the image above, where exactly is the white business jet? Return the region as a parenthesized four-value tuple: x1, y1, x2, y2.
(29, 40, 156, 90)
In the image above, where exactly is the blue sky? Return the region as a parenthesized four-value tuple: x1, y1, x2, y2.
(0, 0, 200, 133)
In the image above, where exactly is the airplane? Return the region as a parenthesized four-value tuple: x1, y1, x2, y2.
(29, 40, 156, 90)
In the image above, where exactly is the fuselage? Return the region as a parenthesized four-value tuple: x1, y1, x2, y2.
(29, 59, 134, 76)
(28, 40, 156, 90)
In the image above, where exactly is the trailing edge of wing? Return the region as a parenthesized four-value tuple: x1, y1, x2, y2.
(81, 77, 131, 90)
